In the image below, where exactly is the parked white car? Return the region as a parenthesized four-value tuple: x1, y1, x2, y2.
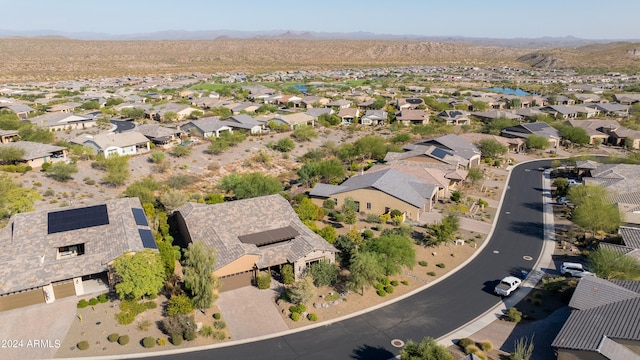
(561, 262, 595, 278)
(494, 276, 522, 297)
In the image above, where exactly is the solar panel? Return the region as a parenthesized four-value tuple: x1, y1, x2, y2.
(131, 208, 149, 226)
(431, 147, 450, 160)
(138, 229, 157, 249)
(238, 226, 299, 247)
(48, 204, 109, 234)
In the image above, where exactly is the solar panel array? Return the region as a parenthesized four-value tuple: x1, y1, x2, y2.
(431, 147, 450, 159)
(48, 204, 109, 234)
(131, 208, 149, 226)
(138, 229, 157, 249)
(238, 226, 299, 247)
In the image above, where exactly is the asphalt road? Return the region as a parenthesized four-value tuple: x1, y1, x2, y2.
(111, 119, 135, 132)
(151, 160, 551, 360)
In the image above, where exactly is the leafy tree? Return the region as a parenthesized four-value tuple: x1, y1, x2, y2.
(317, 225, 337, 244)
(94, 154, 130, 186)
(105, 98, 124, 107)
(297, 159, 345, 185)
(558, 125, 590, 146)
(157, 238, 181, 276)
(159, 188, 189, 213)
(150, 151, 166, 164)
(81, 100, 100, 110)
(481, 118, 519, 135)
(18, 124, 54, 143)
(161, 314, 196, 341)
(163, 111, 178, 122)
(0, 183, 42, 218)
(0, 111, 21, 130)
(287, 276, 315, 304)
(478, 138, 508, 159)
(120, 107, 146, 119)
(123, 177, 161, 204)
(45, 162, 78, 182)
(571, 196, 621, 236)
(171, 145, 191, 157)
(525, 134, 549, 150)
(291, 125, 318, 142)
(182, 242, 219, 311)
(274, 138, 295, 152)
(0, 147, 25, 163)
(166, 294, 194, 316)
(400, 336, 453, 360)
(588, 247, 640, 280)
(389, 132, 412, 145)
(219, 172, 283, 200)
(354, 135, 388, 161)
(348, 251, 384, 295)
(204, 193, 225, 204)
(362, 234, 416, 276)
(429, 213, 460, 245)
(112, 249, 165, 300)
(466, 167, 483, 185)
(306, 260, 339, 287)
(567, 184, 608, 207)
(294, 197, 325, 222)
(552, 178, 569, 198)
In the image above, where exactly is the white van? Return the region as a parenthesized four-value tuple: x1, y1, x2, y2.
(561, 262, 594, 277)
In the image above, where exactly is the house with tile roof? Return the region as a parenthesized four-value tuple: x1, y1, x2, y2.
(0, 129, 20, 144)
(0, 140, 67, 168)
(135, 123, 183, 147)
(224, 114, 264, 134)
(360, 110, 387, 126)
(458, 132, 526, 154)
(269, 112, 315, 129)
(179, 116, 234, 138)
(73, 131, 150, 158)
(0, 197, 155, 311)
(27, 112, 97, 131)
(552, 276, 640, 359)
(309, 168, 438, 222)
(386, 134, 481, 169)
(501, 122, 561, 148)
(174, 195, 337, 292)
(438, 110, 472, 125)
(395, 109, 429, 125)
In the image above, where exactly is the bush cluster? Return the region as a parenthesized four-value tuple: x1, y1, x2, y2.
(77, 299, 89, 308)
(436, 263, 445, 268)
(213, 320, 227, 330)
(291, 312, 301, 321)
(0, 165, 32, 173)
(199, 325, 215, 338)
(171, 334, 183, 346)
(307, 313, 318, 321)
(108, 333, 119, 343)
(256, 272, 272, 290)
(76, 341, 89, 351)
(97, 294, 109, 303)
(289, 303, 306, 314)
(505, 307, 522, 323)
(142, 337, 156, 348)
(116, 300, 157, 325)
(213, 313, 221, 320)
(118, 335, 130, 345)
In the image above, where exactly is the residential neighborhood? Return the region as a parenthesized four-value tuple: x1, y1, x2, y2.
(0, 58, 640, 360)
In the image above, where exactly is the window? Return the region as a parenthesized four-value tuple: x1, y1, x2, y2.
(366, 202, 372, 210)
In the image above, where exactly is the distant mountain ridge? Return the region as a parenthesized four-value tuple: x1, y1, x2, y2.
(0, 28, 636, 48)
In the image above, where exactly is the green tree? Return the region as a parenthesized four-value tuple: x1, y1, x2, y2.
(525, 134, 549, 150)
(122, 177, 161, 204)
(182, 242, 219, 311)
(159, 188, 189, 213)
(157, 238, 181, 276)
(294, 197, 325, 222)
(171, 145, 191, 157)
(94, 154, 130, 186)
(400, 336, 453, 360)
(571, 196, 622, 236)
(558, 125, 590, 146)
(163, 111, 178, 122)
(0, 186, 42, 218)
(481, 118, 519, 135)
(552, 178, 569, 198)
(588, 247, 640, 280)
(219, 173, 283, 200)
(291, 125, 318, 142)
(354, 135, 388, 161)
(567, 183, 608, 207)
(466, 167, 484, 185)
(362, 234, 416, 276)
(18, 124, 54, 143)
(150, 151, 166, 164)
(429, 213, 460, 245)
(45, 162, 78, 182)
(297, 159, 345, 185)
(317, 225, 337, 244)
(478, 138, 508, 159)
(0, 147, 25, 163)
(281, 264, 295, 285)
(120, 107, 146, 119)
(287, 276, 315, 304)
(348, 251, 384, 295)
(0, 111, 21, 130)
(166, 294, 194, 316)
(81, 100, 100, 110)
(274, 138, 295, 152)
(306, 260, 339, 287)
(112, 249, 165, 300)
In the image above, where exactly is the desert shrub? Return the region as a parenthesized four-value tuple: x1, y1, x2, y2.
(375, 283, 384, 292)
(291, 312, 301, 321)
(480, 340, 493, 352)
(289, 303, 307, 314)
(256, 271, 272, 289)
(390, 280, 399, 286)
(458, 338, 474, 348)
(401, 280, 409, 285)
(542, 276, 567, 293)
(97, 294, 109, 303)
(162, 314, 196, 342)
(384, 285, 395, 294)
(170, 334, 183, 346)
(157, 338, 167, 346)
(213, 313, 221, 320)
(307, 313, 318, 321)
(379, 277, 390, 286)
(77, 299, 89, 308)
(213, 320, 227, 330)
(418, 260, 428, 267)
(281, 264, 295, 285)
(88, 298, 99, 306)
(436, 263, 445, 268)
(108, 333, 119, 342)
(142, 336, 156, 348)
(199, 325, 214, 338)
(376, 289, 387, 297)
(118, 335, 130, 345)
(138, 319, 152, 331)
(214, 331, 226, 341)
(505, 307, 522, 323)
(362, 229, 374, 239)
(427, 271, 436, 276)
(375, 224, 384, 231)
(465, 344, 480, 355)
(366, 213, 382, 223)
(184, 330, 197, 341)
(77, 341, 89, 350)
(167, 294, 194, 316)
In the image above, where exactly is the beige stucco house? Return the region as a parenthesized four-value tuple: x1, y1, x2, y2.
(0, 140, 67, 168)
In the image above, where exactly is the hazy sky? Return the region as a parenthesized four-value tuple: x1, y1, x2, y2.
(1, 0, 638, 39)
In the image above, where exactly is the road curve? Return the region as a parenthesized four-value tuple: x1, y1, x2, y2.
(151, 160, 552, 360)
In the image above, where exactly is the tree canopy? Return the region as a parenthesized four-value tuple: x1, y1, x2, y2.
(182, 242, 219, 310)
(478, 138, 508, 159)
(112, 249, 165, 300)
(588, 247, 640, 280)
(525, 134, 549, 150)
(297, 159, 346, 185)
(348, 251, 385, 295)
(219, 172, 283, 200)
(362, 234, 416, 276)
(400, 336, 453, 360)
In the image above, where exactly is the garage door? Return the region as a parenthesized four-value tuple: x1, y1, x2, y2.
(53, 281, 76, 299)
(219, 271, 253, 292)
(0, 289, 45, 312)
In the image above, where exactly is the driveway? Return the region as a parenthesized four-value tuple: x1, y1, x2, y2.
(216, 283, 288, 340)
(0, 296, 77, 360)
